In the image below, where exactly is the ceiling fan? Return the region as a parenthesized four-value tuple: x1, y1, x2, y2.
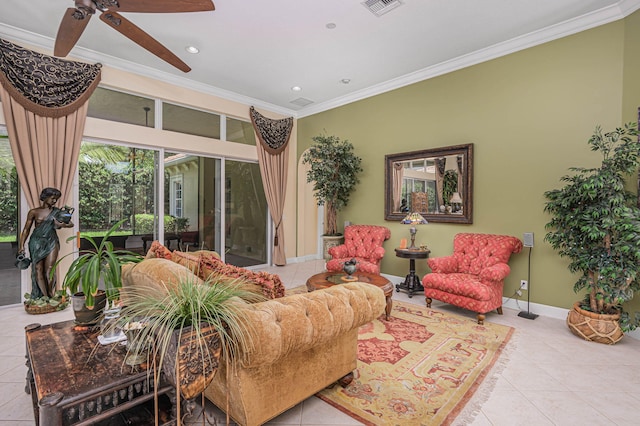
(54, 0, 215, 73)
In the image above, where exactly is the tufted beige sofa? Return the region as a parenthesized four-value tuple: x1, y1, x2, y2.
(204, 282, 385, 425)
(121, 257, 386, 426)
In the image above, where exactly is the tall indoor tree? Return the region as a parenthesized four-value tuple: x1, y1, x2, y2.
(302, 134, 363, 236)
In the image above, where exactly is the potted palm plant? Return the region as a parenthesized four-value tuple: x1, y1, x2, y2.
(54, 220, 143, 324)
(544, 123, 640, 344)
(302, 134, 363, 258)
(115, 272, 265, 420)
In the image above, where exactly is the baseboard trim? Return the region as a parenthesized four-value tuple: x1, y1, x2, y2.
(381, 273, 640, 341)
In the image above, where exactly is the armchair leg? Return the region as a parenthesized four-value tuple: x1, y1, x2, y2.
(476, 314, 485, 325)
(497, 306, 503, 315)
(426, 297, 432, 308)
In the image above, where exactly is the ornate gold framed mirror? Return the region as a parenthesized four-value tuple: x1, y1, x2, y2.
(384, 144, 473, 224)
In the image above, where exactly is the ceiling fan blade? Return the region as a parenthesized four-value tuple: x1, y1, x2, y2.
(114, 0, 215, 13)
(99, 11, 191, 73)
(54, 8, 92, 57)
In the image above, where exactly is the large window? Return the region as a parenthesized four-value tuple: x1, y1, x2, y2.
(163, 103, 221, 139)
(78, 141, 158, 252)
(88, 87, 155, 127)
(226, 117, 256, 145)
(79, 87, 269, 265)
(0, 128, 20, 306)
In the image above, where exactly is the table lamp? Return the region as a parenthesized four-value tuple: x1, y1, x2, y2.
(449, 192, 462, 212)
(400, 212, 428, 249)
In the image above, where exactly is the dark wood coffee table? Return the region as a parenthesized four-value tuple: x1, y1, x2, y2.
(306, 271, 393, 320)
(25, 320, 176, 426)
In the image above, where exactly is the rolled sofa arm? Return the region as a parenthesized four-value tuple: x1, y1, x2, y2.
(239, 282, 386, 367)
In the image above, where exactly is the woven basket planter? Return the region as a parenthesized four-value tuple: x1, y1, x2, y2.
(24, 302, 58, 315)
(566, 301, 623, 345)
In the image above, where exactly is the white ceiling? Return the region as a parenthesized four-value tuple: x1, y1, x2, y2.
(1, 0, 639, 118)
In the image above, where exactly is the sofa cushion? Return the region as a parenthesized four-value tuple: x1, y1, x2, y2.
(171, 250, 200, 273)
(121, 258, 204, 305)
(193, 250, 220, 260)
(145, 240, 173, 260)
(198, 255, 285, 300)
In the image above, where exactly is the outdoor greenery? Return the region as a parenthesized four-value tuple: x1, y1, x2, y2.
(79, 143, 156, 233)
(0, 135, 17, 241)
(302, 134, 363, 236)
(0, 165, 17, 238)
(134, 213, 189, 235)
(544, 123, 640, 331)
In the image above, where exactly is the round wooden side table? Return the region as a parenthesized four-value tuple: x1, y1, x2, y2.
(306, 271, 393, 320)
(394, 247, 430, 298)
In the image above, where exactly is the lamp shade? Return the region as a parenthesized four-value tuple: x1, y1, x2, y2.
(449, 192, 463, 204)
(401, 212, 428, 225)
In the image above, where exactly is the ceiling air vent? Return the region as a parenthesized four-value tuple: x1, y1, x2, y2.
(290, 97, 314, 107)
(362, 0, 403, 17)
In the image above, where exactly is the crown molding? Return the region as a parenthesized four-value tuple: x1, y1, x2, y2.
(297, 0, 640, 118)
(0, 23, 297, 118)
(2, 0, 640, 120)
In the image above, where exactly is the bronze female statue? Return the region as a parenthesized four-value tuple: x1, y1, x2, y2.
(17, 187, 74, 299)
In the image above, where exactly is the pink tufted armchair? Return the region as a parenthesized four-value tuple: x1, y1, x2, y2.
(422, 233, 523, 324)
(326, 225, 391, 274)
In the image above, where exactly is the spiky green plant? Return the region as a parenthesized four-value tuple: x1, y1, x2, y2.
(116, 273, 266, 386)
(53, 219, 143, 307)
(544, 123, 640, 331)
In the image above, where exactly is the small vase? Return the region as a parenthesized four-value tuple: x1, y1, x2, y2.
(342, 258, 358, 282)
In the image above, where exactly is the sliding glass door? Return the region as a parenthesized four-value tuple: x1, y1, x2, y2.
(0, 129, 20, 306)
(164, 153, 222, 255)
(225, 160, 268, 267)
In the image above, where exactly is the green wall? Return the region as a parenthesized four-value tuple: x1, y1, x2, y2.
(298, 16, 640, 313)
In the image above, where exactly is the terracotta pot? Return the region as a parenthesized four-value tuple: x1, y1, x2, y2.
(566, 301, 623, 345)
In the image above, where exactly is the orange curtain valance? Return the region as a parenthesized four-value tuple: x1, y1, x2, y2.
(0, 38, 101, 118)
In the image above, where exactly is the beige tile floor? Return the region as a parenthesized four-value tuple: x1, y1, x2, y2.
(1, 259, 640, 425)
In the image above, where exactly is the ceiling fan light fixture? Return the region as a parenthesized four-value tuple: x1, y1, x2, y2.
(185, 46, 200, 54)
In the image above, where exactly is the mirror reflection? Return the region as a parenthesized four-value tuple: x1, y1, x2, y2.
(385, 144, 473, 224)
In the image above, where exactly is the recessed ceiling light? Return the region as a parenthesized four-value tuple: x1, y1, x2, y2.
(291, 86, 302, 92)
(340, 79, 351, 84)
(185, 46, 199, 54)
(326, 23, 337, 29)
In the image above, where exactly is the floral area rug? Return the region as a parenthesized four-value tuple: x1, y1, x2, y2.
(315, 299, 514, 426)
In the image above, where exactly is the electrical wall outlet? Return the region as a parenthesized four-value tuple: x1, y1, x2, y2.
(520, 279, 528, 290)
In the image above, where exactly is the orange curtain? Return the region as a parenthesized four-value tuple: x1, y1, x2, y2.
(0, 38, 101, 207)
(249, 107, 293, 266)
